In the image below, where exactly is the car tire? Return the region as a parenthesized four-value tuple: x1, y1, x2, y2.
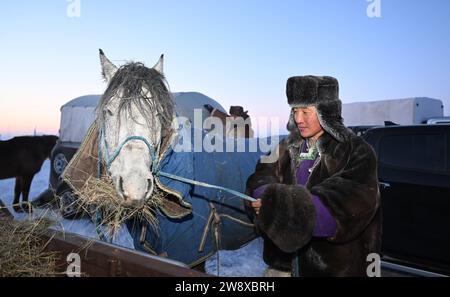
(53, 152, 68, 176)
(51, 146, 69, 175)
(49, 145, 78, 191)
(50, 146, 69, 187)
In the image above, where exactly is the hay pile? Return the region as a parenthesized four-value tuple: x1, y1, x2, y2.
(0, 216, 58, 277)
(70, 175, 165, 233)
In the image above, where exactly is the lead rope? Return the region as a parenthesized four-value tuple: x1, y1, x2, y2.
(156, 172, 256, 203)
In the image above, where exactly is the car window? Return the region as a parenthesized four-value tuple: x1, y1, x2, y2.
(379, 133, 446, 173)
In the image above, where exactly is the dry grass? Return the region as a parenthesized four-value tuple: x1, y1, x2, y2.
(70, 175, 165, 234)
(0, 216, 58, 277)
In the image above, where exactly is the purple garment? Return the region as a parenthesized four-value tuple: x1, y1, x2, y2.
(252, 185, 267, 199)
(310, 195, 336, 237)
(296, 142, 337, 238)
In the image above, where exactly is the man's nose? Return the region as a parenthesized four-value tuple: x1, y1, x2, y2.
(294, 112, 304, 125)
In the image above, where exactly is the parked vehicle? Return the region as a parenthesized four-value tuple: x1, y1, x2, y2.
(426, 117, 450, 124)
(361, 124, 450, 275)
(347, 125, 381, 136)
(343, 97, 444, 126)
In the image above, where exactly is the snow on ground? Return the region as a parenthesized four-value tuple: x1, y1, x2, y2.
(0, 160, 267, 276)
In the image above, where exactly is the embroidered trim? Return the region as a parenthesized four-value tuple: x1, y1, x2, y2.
(298, 142, 319, 161)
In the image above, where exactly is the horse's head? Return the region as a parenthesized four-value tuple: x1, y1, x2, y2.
(97, 50, 174, 206)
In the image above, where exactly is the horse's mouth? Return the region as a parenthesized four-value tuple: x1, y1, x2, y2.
(120, 199, 146, 208)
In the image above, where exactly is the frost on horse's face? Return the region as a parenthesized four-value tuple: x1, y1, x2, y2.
(104, 92, 160, 206)
(99, 50, 165, 206)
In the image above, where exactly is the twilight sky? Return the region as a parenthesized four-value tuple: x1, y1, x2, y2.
(1, 0, 449, 137)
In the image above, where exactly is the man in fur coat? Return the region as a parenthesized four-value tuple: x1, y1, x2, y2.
(246, 76, 381, 277)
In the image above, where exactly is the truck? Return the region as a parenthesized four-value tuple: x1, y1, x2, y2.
(342, 97, 444, 126)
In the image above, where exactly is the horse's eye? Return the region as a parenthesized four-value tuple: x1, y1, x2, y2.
(105, 109, 113, 116)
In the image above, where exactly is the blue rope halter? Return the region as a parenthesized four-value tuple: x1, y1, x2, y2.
(98, 126, 160, 176)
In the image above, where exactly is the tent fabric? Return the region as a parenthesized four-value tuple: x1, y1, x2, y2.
(59, 95, 99, 143)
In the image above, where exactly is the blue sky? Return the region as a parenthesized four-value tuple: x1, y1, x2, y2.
(1, 0, 450, 136)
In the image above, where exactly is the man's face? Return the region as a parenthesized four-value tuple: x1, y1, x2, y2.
(293, 106, 324, 140)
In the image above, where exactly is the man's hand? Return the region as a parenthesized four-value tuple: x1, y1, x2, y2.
(251, 198, 262, 215)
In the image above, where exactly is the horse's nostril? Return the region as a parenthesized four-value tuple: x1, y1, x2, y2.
(119, 176, 128, 200)
(119, 176, 124, 193)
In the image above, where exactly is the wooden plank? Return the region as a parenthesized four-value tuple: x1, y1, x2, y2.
(40, 229, 210, 277)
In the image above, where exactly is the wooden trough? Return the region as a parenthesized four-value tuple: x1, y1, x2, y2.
(0, 200, 209, 277)
(40, 229, 210, 277)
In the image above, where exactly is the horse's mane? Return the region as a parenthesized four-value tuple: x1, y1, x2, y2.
(97, 62, 174, 132)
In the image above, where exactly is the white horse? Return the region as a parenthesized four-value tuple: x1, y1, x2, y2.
(98, 50, 172, 206)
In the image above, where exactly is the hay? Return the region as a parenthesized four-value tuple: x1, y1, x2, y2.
(0, 216, 58, 277)
(70, 175, 165, 234)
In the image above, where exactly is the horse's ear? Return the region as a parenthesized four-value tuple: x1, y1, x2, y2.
(153, 54, 164, 75)
(99, 49, 118, 83)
